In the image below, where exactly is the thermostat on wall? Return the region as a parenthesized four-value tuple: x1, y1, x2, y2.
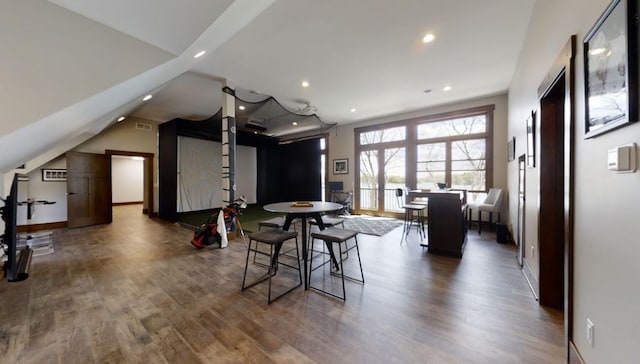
(607, 143, 636, 172)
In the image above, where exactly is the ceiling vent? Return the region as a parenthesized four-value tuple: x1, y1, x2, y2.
(246, 118, 267, 132)
(135, 122, 152, 131)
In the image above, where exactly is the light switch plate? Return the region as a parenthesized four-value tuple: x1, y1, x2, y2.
(586, 318, 594, 346)
(608, 143, 636, 173)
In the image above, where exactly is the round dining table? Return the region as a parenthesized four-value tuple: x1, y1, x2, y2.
(263, 201, 343, 290)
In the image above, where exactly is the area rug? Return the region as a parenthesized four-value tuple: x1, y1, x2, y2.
(341, 215, 403, 236)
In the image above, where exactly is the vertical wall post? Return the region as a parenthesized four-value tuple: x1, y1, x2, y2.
(221, 83, 236, 205)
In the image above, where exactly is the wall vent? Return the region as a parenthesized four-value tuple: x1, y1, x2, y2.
(135, 123, 152, 131)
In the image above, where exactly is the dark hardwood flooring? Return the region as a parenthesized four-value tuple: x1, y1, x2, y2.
(1, 205, 564, 363)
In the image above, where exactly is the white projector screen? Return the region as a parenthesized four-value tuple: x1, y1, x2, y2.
(177, 136, 257, 212)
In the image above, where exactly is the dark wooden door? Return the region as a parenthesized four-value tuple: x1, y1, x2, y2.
(517, 154, 526, 267)
(538, 74, 565, 309)
(66, 151, 112, 228)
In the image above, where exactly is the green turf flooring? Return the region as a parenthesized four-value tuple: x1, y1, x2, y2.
(176, 204, 286, 233)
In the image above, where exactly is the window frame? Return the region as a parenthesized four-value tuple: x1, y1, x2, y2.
(354, 105, 494, 212)
(415, 109, 492, 192)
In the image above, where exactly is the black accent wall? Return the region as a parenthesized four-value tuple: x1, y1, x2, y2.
(158, 115, 321, 221)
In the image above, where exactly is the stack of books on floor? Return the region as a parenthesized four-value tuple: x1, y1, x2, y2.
(17, 231, 55, 256)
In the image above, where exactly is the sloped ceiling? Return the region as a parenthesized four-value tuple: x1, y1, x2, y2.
(49, 0, 537, 127)
(48, 0, 235, 55)
(0, 0, 536, 174)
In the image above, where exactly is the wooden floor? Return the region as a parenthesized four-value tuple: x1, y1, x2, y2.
(1, 205, 564, 363)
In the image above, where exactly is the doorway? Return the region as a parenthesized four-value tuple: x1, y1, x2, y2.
(535, 36, 575, 360)
(106, 150, 154, 216)
(111, 156, 144, 207)
(538, 75, 566, 309)
(517, 154, 526, 267)
(358, 146, 406, 216)
(67, 150, 154, 228)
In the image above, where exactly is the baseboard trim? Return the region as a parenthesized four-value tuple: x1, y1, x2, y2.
(17, 221, 67, 233)
(569, 340, 585, 363)
(112, 201, 143, 206)
(522, 259, 539, 301)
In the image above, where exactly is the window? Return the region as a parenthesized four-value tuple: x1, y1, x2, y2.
(417, 113, 490, 192)
(359, 126, 406, 145)
(417, 115, 486, 138)
(417, 142, 446, 189)
(354, 105, 494, 213)
(451, 138, 486, 190)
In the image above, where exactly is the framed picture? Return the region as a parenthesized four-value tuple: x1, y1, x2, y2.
(583, 0, 638, 138)
(333, 158, 348, 174)
(527, 111, 536, 168)
(507, 137, 516, 162)
(42, 168, 67, 182)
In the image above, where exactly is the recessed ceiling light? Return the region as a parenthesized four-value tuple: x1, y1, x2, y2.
(117, 116, 125, 122)
(142, 94, 153, 101)
(422, 33, 435, 43)
(194, 50, 206, 58)
(350, 108, 357, 113)
(443, 86, 452, 92)
(292, 121, 298, 126)
(423, 89, 432, 94)
(239, 105, 245, 110)
(301, 81, 309, 88)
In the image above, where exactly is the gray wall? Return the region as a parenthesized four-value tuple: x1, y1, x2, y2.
(508, 0, 640, 362)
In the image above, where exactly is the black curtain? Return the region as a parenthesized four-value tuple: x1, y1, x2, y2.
(158, 120, 178, 221)
(277, 139, 322, 202)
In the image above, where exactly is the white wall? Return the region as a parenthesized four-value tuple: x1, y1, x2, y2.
(16, 158, 68, 226)
(0, 1, 173, 139)
(508, 0, 640, 362)
(112, 157, 143, 203)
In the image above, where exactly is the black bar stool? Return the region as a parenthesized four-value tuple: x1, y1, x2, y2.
(257, 216, 299, 260)
(258, 216, 290, 230)
(307, 216, 345, 259)
(309, 227, 364, 301)
(241, 229, 301, 304)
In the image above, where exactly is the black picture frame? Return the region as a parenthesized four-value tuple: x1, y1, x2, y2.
(583, 0, 639, 138)
(333, 159, 348, 174)
(527, 110, 536, 168)
(507, 137, 516, 162)
(42, 168, 67, 182)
